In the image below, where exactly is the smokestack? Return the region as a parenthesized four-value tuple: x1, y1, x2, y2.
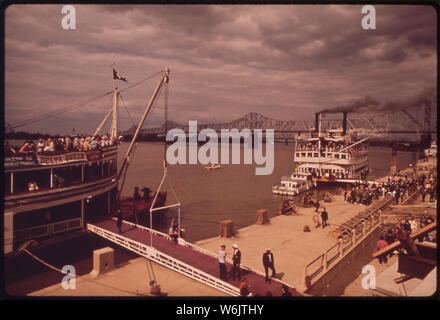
(342, 112, 347, 136)
(315, 112, 320, 136)
(390, 146, 398, 176)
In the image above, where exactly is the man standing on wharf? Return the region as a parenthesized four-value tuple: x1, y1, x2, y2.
(218, 244, 227, 280)
(231, 243, 241, 281)
(262, 249, 276, 283)
(321, 207, 329, 228)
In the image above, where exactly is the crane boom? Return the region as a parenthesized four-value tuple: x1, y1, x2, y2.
(116, 68, 170, 201)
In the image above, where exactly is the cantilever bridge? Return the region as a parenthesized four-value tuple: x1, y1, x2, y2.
(123, 103, 436, 145)
(87, 218, 302, 297)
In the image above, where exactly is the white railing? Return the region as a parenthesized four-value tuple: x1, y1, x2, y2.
(14, 217, 82, 243)
(52, 218, 82, 234)
(303, 211, 382, 289)
(87, 222, 240, 296)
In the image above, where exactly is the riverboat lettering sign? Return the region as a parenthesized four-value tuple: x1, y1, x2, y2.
(5, 150, 102, 169)
(4, 154, 37, 168)
(85, 149, 102, 161)
(37, 152, 87, 165)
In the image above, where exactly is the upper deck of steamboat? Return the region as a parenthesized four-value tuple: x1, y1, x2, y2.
(4, 141, 119, 208)
(294, 132, 368, 165)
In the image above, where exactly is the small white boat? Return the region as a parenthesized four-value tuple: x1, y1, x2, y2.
(272, 172, 316, 196)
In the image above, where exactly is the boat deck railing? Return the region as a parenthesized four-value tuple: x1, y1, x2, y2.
(280, 176, 303, 182)
(14, 217, 82, 245)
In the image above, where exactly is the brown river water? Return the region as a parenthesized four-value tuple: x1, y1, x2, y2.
(118, 142, 413, 242)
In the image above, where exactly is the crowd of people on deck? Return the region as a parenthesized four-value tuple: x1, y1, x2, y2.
(5, 134, 119, 155)
(296, 141, 367, 155)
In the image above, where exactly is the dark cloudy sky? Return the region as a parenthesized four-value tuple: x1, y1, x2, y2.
(4, 4, 437, 135)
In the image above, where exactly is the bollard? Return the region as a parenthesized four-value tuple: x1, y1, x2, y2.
(90, 247, 115, 277)
(219, 220, 234, 237)
(256, 209, 270, 225)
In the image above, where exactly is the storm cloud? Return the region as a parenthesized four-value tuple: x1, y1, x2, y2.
(4, 4, 437, 134)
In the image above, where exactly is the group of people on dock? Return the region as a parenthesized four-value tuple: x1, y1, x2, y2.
(5, 134, 118, 155)
(344, 171, 435, 206)
(376, 215, 436, 264)
(312, 201, 329, 229)
(217, 244, 289, 296)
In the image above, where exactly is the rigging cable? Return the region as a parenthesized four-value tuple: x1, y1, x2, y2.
(119, 93, 137, 129)
(18, 245, 148, 296)
(119, 70, 162, 94)
(10, 90, 113, 129)
(10, 70, 163, 130)
(93, 95, 115, 135)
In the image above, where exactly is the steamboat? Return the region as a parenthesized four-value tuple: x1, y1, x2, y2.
(293, 112, 369, 184)
(4, 66, 170, 255)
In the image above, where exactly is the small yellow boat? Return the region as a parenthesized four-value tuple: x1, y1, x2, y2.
(205, 164, 221, 170)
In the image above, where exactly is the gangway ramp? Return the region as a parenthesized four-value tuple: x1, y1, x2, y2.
(87, 218, 301, 296)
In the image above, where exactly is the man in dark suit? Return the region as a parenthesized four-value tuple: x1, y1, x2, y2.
(262, 249, 276, 283)
(231, 244, 241, 281)
(321, 208, 328, 228)
(116, 209, 123, 234)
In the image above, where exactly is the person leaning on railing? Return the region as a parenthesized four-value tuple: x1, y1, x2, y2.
(4, 141, 17, 154)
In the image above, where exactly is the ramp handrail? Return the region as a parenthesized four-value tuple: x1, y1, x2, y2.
(87, 222, 240, 296)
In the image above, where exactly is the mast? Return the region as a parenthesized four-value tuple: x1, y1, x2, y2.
(116, 68, 170, 200)
(110, 63, 120, 141)
(318, 112, 322, 177)
(111, 87, 119, 141)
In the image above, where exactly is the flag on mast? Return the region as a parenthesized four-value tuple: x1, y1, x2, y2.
(113, 67, 128, 82)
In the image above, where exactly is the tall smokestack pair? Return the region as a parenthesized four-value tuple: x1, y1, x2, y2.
(390, 146, 398, 176)
(315, 112, 347, 136)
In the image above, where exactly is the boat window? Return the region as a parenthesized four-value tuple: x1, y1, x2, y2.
(313, 153, 318, 158)
(296, 153, 300, 158)
(53, 165, 82, 188)
(327, 153, 333, 158)
(301, 152, 306, 157)
(334, 154, 340, 159)
(13, 169, 51, 193)
(341, 154, 347, 159)
(307, 153, 312, 157)
(14, 201, 82, 234)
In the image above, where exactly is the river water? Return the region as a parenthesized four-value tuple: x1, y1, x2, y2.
(118, 142, 414, 242)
